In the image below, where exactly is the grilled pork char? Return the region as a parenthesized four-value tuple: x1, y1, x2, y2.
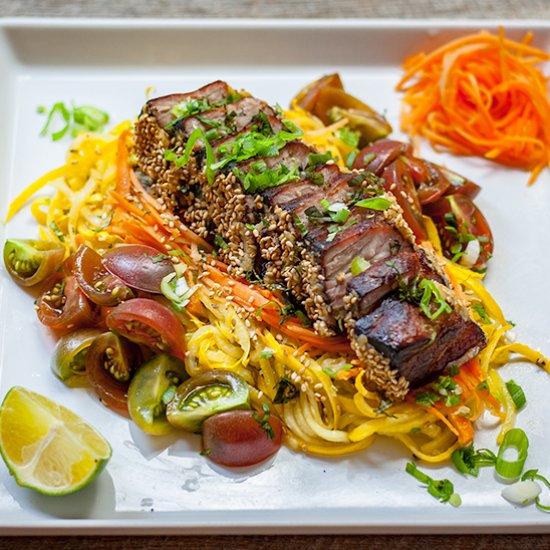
(355, 297, 485, 386)
(134, 81, 487, 398)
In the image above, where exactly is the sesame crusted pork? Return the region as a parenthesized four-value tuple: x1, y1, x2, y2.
(133, 80, 486, 399)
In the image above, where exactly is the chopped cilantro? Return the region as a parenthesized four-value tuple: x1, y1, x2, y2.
(273, 376, 299, 404)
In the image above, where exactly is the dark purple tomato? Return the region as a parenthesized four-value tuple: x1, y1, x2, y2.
(102, 244, 175, 294)
(74, 245, 133, 306)
(202, 409, 283, 467)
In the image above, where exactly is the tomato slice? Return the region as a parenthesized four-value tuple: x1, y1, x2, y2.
(293, 73, 344, 112)
(423, 194, 494, 270)
(380, 159, 427, 241)
(51, 328, 103, 387)
(106, 298, 186, 360)
(102, 244, 175, 294)
(400, 157, 451, 205)
(36, 273, 95, 330)
(128, 354, 187, 436)
(166, 370, 250, 432)
(73, 245, 133, 306)
(3, 239, 64, 287)
(201, 408, 283, 467)
(353, 139, 412, 175)
(85, 331, 142, 415)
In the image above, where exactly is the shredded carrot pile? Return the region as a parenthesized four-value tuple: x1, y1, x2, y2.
(396, 28, 550, 184)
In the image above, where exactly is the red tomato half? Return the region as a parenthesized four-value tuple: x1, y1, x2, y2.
(85, 331, 141, 416)
(74, 245, 133, 306)
(423, 194, 494, 270)
(102, 244, 175, 294)
(106, 298, 186, 360)
(36, 273, 95, 330)
(202, 410, 283, 467)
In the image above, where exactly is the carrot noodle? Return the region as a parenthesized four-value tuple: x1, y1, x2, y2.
(6, 117, 549, 462)
(396, 28, 550, 184)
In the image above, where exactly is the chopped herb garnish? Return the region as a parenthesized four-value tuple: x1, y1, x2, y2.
(471, 302, 490, 324)
(337, 127, 360, 148)
(150, 253, 171, 263)
(164, 127, 216, 184)
(355, 197, 392, 211)
(308, 151, 333, 167)
(406, 462, 461, 506)
(252, 403, 274, 439)
(398, 276, 452, 321)
(214, 234, 228, 250)
(49, 221, 65, 242)
(273, 376, 299, 404)
(415, 391, 439, 407)
(326, 218, 358, 242)
(234, 161, 300, 193)
(293, 214, 308, 237)
(505, 379, 527, 411)
(322, 363, 353, 378)
(477, 380, 490, 392)
(345, 150, 358, 169)
(350, 256, 370, 276)
(259, 348, 274, 359)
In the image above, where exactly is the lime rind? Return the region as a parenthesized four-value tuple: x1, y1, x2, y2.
(0, 386, 112, 496)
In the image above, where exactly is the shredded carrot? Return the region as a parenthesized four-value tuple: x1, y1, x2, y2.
(396, 28, 550, 184)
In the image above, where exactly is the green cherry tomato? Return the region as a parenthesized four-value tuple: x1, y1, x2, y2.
(51, 328, 103, 387)
(166, 370, 250, 433)
(3, 239, 65, 287)
(128, 354, 188, 436)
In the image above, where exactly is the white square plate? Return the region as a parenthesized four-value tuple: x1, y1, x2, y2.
(0, 18, 549, 535)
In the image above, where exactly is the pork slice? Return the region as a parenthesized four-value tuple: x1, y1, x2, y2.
(354, 297, 486, 386)
(212, 115, 284, 155)
(234, 141, 312, 178)
(347, 247, 419, 317)
(145, 80, 231, 128)
(262, 163, 340, 209)
(304, 209, 409, 318)
(176, 97, 274, 137)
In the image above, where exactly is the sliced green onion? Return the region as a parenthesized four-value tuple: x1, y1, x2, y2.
(505, 379, 527, 411)
(405, 462, 461, 506)
(496, 428, 529, 480)
(451, 444, 497, 477)
(350, 256, 369, 276)
(522, 469, 550, 512)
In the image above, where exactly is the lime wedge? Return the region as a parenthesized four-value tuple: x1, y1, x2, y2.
(0, 386, 112, 495)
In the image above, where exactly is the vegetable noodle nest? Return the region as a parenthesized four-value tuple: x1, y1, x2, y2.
(7, 108, 548, 464)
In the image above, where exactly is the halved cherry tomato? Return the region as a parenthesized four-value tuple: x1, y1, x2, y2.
(36, 273, 95, 330)
(73, 245, 133, 306)
(423, 194, 494, 270)
(380, 159, 427, 241)
(128, 354, 188, 435)
(166, 370, 249, 432)
(106, 298, 186, 360)
(437, 165, 481, 199)
(85, 331, 142, 415)
(353, 139, 412, 176)
(202, 408, 283, 467)
(3, 239, 64, 287)
(293, 73, 344, 112)
(400, 157, 450, 205)
(51, 328, 103, 387)
(102, 244, 175, 294)
(313, 87, 392, 145)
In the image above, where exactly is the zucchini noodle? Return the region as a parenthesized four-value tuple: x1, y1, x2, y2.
(6, 112, 548, 464)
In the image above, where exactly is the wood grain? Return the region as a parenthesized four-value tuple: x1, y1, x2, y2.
(1, 1, 550, 548)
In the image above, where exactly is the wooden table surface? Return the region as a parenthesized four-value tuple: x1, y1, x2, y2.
(1, 1, 550, 548)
